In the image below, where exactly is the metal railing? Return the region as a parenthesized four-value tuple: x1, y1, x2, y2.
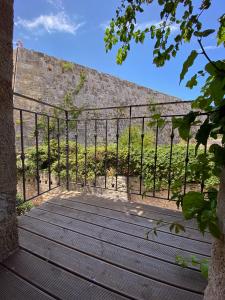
(14, 92, 69, 202)
(14, 92, 210, 203)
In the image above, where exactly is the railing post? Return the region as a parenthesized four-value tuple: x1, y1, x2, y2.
(35, 113, 40, 195)
(65, 110, 69, 190)
(127, 106, 132, 195)
(19, 109, 26, 201)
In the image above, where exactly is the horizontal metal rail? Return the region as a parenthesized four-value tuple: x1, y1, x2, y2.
(68, 99, 193, 112)
(14, 93, 210, 206)
(13, 92, 67, 112)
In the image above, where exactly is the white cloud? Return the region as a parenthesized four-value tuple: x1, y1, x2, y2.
(100, 20, 179, 33)
(15, 12, 85, 35)
(136, 21, 179, 33)
(100, 21, 110, 31)
(46, 0, 64, 10)
(199, 45, 221, 51)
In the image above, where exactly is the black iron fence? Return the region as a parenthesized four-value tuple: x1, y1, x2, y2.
(14, 92, 69, 202)
(14, 93, 215, 204)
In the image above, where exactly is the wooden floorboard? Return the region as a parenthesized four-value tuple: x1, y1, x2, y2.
(56, 194, 200, 227)
(48, 197, 211, 243)
(0, 193, 209, 299)
(18, 214, 207, 292)
(61, 194, 183, 217)
(3, 249, 127, 300)
(31, 205, 211, 256)
(18, 229, 203, 300)
(0, 265, 54, 300)
(18, 215, 209, 266)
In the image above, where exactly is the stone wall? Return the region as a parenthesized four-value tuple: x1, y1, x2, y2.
(13, 48, 189, 110)
(13, 48, 192, 147)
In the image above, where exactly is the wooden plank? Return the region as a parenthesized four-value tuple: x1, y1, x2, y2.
(24, 208, 207, 292)
(49, 198, 183, 224)
(19, 229, 203, 300)
(19, 215, 208, 271)
(63, 194, 183, 217)
(47, 198, 211, 243)
(3, 249, 128, 300)
(0, 265, 54, 300)
(58, 194, 200, 229)
(32, 205, 211, 256)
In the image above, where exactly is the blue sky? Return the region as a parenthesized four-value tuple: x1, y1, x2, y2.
(14, 0, 224, 100)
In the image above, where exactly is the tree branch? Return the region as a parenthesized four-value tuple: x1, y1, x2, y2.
(198, 39, 224, 74)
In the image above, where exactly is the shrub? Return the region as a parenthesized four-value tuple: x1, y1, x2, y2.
(17, 137, 219, 193)
(61, 61, 74, 72)
(16, 194, 33, 215)
(119, 125, 154, 150)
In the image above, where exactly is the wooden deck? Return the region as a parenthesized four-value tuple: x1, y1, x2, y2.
(0, 193, 211, 300)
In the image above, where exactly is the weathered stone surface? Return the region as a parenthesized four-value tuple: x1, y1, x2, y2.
(13, 48, 192, 146)
(204, 239, 225, 300)
(0, 214, 18, 262)
(204, 168, 225, 300)
(0, 0, 18, 262)
(13, 48, 187, 110)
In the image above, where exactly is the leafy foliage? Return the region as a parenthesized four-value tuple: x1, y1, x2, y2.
(118, 125, 154, 150)
(17, 136, 219, 195)
(37, 71, 86, 140)
(104, 0, 225, 240)
(61, 61, 74, 72)
(16, 194, 33, 215)
(176, 255, 209, 279)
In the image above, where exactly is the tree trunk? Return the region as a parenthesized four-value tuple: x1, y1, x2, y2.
(204, 168, 225, 299)
(0, 0, 18, 262)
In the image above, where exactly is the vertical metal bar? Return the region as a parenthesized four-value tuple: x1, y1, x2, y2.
(20, 110, 26, 201)
(167, 125, 174, 199)
(65, 111, 69, 190)
(104, 119, 108, 189)
(127, 106, 132, 194)
(84, 120, 87, 186)
(94, 119, 97, 186)
(153, 122, 159, 197)
(57, 118, 60, 186)
(35, 113, 40, 195)
(139, 117, 145, 195)
(115, 118, 119, 191)
(200, 142, 207, 193)
(75, 120, 78, 185)
(47, 116, 51, 190)
(183, 136, 190, 195)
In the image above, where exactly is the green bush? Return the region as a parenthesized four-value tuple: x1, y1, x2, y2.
(119, 125, 154, 150)
(17, 136, 219, 193)
(16, 194, 33, 215)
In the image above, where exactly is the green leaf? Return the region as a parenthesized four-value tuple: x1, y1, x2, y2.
(195, 117, 212, 152)
(209, 144, 225, 168)
(182, 192, 206, 219)
(186, 74, 198, 89)
(191, 255, 199, 266)
(217, 14, 225, 46)
(194, 29, 215, 37)
(172, 112, 197, 141)
(200, 261, 209, 279)
(180, 50, 198, 83)
(208, 188, 218, 208)
(175, 255, 188, 268)
(208, 221, 221, 239)
(169, 223, 175, 232)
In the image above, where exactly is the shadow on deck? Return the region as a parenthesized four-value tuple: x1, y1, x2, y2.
(0, 193, 211, 300)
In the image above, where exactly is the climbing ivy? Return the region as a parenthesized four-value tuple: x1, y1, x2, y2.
(37, 71, 86, 140)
